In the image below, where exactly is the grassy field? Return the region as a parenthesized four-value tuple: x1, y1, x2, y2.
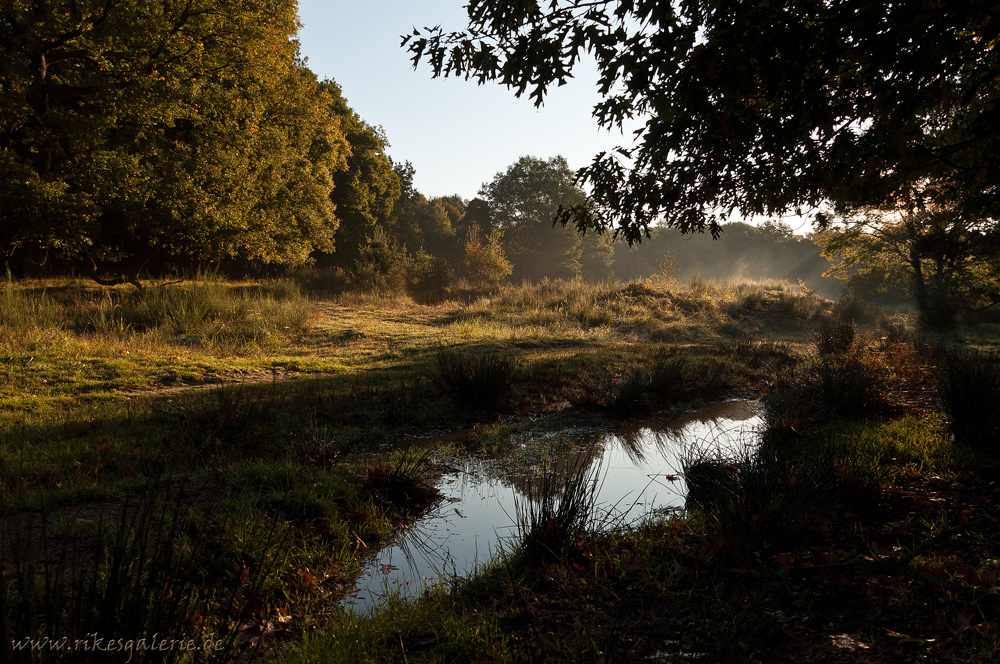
(2, 274, 998, 663)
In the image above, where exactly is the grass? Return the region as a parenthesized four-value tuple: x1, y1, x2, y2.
(277, 302, 1000, 664)
(7, 275, 1000, 662)
(431, 348, 521, 408)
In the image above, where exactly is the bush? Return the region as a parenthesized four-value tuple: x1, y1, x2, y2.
(876, 317, 910, 345)
(353, 226, 410, 294)
(408, 249, 454, 303)
(764, 352, 891, 426)
(683, 423, 892, 562)
(833, 295, 879, 325)
(682, 440, 808, 559)
(463, 224, 512, 289)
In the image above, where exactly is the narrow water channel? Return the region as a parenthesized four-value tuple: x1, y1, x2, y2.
(342, 400, 763, 613)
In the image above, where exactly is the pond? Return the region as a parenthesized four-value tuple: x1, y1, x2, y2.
(342, 400, 763, 613)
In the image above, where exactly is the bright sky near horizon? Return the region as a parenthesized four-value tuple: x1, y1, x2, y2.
(295, 0, 638, 202)
(295, 1, 816, 235)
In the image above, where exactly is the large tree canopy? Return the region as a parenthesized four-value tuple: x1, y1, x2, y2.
(320, 79, 401, 270)
(404, 0, 1000, 243)
(1, 0, 347, 275)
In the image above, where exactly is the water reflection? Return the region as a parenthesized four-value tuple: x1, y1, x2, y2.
(341, 400, 762, 613)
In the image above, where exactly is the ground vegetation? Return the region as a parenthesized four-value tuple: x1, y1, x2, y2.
(3, 274, 998, 662)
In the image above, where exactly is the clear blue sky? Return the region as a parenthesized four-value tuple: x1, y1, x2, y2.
(296, 0, 637, 202)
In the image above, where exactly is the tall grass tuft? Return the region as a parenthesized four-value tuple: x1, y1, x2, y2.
(717, 336, 797, 371)
(764, 352, 891, 426)
(814, 317, 856, 356)
(681, 437, 805, 559)
(432, 348, 520, 408)
(513, 453, 606, 566)
(833, 295, 879, 325)
(939, 348, 1000, 450)
(0, 278, 64, 334)
(2, 489, 231, 663)
(362, 450, 440, 511)
(683, 425, 892, 562)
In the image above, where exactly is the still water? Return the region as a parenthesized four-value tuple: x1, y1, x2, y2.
(342, 400, 763, 613)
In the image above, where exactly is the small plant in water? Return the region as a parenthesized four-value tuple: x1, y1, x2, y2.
(513, 453, 607, 567)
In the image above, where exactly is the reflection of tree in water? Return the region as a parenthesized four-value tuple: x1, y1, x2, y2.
(500, 401, 762, 498)
(502, 438, 603, 500)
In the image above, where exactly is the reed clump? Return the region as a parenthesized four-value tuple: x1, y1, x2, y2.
(939, 348, 1000, 451)
(432, 348, 521, 408)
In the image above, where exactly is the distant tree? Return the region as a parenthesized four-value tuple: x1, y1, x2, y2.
(817, 203, 1000, 329)
(478, 155, 590, 281)
(0, 0, 346, 281)
(611, 222, 837, 296)
(434, 195, 469, 237)
(463, 224, 512, 289)
(404, 1, 1000, 243)
(579, 232, 615, 281)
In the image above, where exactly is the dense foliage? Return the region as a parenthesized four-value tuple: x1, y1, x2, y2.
(473, 155, 612, 281)
(0, 0, 355, 278)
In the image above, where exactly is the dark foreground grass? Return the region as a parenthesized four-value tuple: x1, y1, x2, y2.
(14, 278, 997, 662)
(275, 330, 1000, 664)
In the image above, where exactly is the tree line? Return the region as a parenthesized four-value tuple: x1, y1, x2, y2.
(0, 1, 826, 298)
(8, 0, 995, 327)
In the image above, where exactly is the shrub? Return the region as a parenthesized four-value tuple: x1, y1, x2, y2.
(681, 439, 808, 559)
(463, 224, 512, 289)
(408, 249, 454, 303)
(764, 352, 891, 426)
(877, 317, 910, 345)
(683, 424, 892, 562)
(288, 266, 351, 296)
(353, 226, 410, 294)
(833, 295, 879, 325)
(731, 284, 768, 314)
